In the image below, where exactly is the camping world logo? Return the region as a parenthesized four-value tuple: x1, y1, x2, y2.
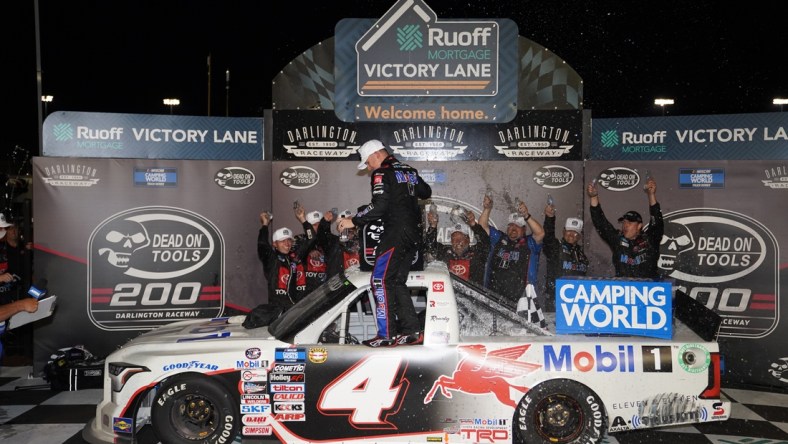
(600, 130, 619, 148)
(658, 208, 778, 338)
(87, 206, 225, 331)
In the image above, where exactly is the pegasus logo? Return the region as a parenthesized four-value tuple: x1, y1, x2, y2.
(424, 344, 541, 407)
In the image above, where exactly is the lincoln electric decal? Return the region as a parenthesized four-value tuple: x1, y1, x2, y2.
(659, 208, 779, 338)
(87, 207, 225, 330)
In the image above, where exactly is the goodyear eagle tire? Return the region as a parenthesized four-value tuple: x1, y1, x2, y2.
(513, 379, 606, 444)
(151, 375, 238, 444)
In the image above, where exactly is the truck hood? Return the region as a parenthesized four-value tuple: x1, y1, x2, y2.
(124, 317, 273, 347)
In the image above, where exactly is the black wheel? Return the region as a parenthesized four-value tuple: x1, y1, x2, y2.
(151, 374, 238, 444)
(513, 379, 606, 444)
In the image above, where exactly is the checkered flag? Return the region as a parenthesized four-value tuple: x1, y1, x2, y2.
(516, 284, 547, 328)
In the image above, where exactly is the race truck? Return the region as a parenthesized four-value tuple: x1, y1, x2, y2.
(82, 261, 730, 444)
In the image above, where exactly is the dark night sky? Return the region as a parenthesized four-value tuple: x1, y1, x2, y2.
(6, 0, 788, 162)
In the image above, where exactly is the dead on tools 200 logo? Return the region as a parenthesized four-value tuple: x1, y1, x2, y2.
(658, 208, 778, 338)
(87, 207, 225, 331)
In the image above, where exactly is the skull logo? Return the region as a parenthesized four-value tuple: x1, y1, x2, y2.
(98, 219, 151, 268)
(658, 221, 696, 272)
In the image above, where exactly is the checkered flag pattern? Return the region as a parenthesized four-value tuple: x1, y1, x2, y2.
(517, 284, 547, 328)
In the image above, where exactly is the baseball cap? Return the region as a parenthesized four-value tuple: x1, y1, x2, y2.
(450, 223, 470, 237)
(508, 213, 527, 228)
(272, 227, 294, 242)
(357, 139, 385, 170)
(306, 211, 322, 225)
(339, 209, 353, 218)
(565, 217, 583, 233)
(618, 211, 643, 223)
(0, 213, 12, 228)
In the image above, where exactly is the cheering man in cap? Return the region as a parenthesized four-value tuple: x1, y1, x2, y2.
(257, 206, 317, 310)
(479, 194, 545, 312)
(337, 139, 432, 347)
(587, 175, 664, 279)
(424, 197, 491, 286)
(542, 202, 589, 312)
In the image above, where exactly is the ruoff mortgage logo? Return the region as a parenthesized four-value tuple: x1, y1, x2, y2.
(594, 167, 640, 191)
(658, 208, 778, 338)
(214, 167, 255, 190)
(495, 125, 575, 158)
(600, 129, 667, 154)
(282, 124, 359, 158)
(279, 166, 319, 190)
(52, 123, 74, 141)
(389, 125, 467, 160)
(761, 164, 788, 189)
(41, 162, 101, 187)
(87, 207, 224, 331)
(54, 124, 125, 150)
(533, 165, 574, 189)
(355, 1, 499, 97)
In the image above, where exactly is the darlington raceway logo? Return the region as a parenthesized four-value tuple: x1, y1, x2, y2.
(41, 162, 101, 187)
(594, 167, 641, 191)
(281, 123, 359, 158)
(87, 207, 224, 331)
(761, 164, 788, 189)
(214, 167, 255, 191)
(658, 208, 778, 338)
(279, 166, 319, 190)
(533, 165, 574, 189)
(495, 125, 575, 158)
(387, 125, 467, 160)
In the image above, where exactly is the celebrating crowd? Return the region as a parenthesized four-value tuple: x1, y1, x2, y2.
(258, 139, 664, 346)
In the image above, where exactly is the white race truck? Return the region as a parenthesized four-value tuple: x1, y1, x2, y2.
(83, 261, 730, 444)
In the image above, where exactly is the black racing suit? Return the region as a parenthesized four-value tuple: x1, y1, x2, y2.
(352, 155, 432, 339)
(257, 221, 317, 309)
(542, 215, 589, 311)
(424, 224, 489, 286)
(590, 203, 664, 279)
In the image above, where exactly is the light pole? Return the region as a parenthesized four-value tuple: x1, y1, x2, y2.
(41, 95, 53, 115)
(773, 98, 788, 112)
(654, 98, 674, 116)
(225, 69, 230, 117)
(163, 98, 180, 114)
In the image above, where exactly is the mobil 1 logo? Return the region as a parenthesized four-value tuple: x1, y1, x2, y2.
(657, 208, 778, 338)
(88, 206, 224, 330)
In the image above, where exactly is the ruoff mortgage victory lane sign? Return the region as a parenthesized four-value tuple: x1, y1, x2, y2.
(334, 0, 519, 123)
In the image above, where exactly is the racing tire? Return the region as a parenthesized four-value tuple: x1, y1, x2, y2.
(513, 379, 606, 444)
(151, 374, 239, 444)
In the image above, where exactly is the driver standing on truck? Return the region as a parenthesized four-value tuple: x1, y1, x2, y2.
(337, 139, 432, 347)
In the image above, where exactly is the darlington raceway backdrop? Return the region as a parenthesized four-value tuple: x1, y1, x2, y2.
(32, 155, 788, 389)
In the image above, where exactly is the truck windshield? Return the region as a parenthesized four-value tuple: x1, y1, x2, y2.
(268, 273, 358, 339)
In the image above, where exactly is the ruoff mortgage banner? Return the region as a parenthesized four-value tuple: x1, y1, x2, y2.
(42, 111, 263, 160)
(591, 112, 788, 160)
